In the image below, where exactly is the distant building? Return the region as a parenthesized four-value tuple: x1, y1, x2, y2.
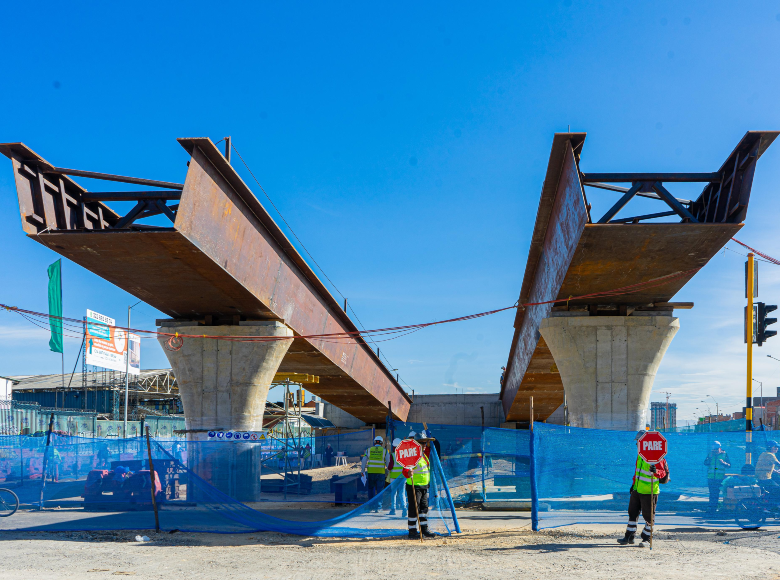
(651, 401, 677, 430)
(702, 414, 731, 424)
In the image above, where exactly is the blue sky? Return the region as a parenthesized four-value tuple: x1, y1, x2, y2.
(1, 1, 780, 423)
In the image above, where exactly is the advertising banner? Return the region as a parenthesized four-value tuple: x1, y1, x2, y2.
(85, 309, 140, 375)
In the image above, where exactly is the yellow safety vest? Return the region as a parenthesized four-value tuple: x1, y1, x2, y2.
(633, 456, 659, 495)
(366, 445, 386, 474)
(406, 455, 431, 486)
(390, 460, 404, 480)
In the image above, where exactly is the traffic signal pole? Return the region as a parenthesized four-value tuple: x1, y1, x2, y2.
(746, 253, 754, 465)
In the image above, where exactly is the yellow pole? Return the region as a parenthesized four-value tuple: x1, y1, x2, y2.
(747, 253, 754, 465)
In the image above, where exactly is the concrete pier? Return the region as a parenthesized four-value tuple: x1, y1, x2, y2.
(157, 321, 293, 500)
(539, 314, 678, 431)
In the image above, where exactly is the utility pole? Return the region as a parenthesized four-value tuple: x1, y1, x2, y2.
(753, 379, 763, 425)
(225, 136, 231, 164)
(746, 253, 755, 464)
(123, 300, 142, 435)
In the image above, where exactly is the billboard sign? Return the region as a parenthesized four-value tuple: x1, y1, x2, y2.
(85, 309, 140, 375)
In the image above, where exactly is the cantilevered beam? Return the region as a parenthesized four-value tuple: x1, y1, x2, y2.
(610, 210, 677, 223)
(582, 172, 720, 183)
(82, 191, 183, 201)
(586, 182, 691, 204)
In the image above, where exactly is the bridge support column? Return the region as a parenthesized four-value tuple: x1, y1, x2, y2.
(539, 314, 678, 431)
(157, 321, 293, 500)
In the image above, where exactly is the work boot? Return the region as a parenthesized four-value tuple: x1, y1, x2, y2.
(408, 529, 421, 540)
(389, 509, 396, 516)
(640, 532, 651, 543)
(617, 531, 635, 545)
(421, 526, 436, 539)
(402, 509, 408, 518)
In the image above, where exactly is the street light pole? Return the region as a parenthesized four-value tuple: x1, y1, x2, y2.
(123, 300, 143, 435)
(704, 395, 719, 418)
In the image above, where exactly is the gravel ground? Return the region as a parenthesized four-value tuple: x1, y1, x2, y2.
(1, 517, 780, 580)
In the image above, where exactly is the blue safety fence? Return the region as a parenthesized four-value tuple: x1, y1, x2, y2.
(532, 423, 780, 530)
(390, 420, 531, 505)
(2, 420, 778, 534)
(0, 431, 458, 537)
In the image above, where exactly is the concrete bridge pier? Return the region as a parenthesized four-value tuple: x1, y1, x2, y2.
(539, 314, 679, 431)
(157, 320, 294, 500)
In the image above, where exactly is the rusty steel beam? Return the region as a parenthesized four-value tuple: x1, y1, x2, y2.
(501, 134, 588, 421)
(82, 191, 183, 201)
(582, 172, 721, 183)
(0, 138, 410, 424)
(502, 131, 776, 423)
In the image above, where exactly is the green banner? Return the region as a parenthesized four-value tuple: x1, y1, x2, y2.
(47, 259, 63, 354)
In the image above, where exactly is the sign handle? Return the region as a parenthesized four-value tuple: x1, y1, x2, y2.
(412, 477, 423, 543)
(649, 470, 655, 550)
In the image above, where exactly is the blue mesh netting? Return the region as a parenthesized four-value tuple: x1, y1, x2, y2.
(1, 420, 776, 534)
(532, 423, 778, 530)
(0, 431, 459, 537)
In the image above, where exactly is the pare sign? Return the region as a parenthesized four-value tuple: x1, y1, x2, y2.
(395, 439, 423, 469)
(637, 431, 667, 464)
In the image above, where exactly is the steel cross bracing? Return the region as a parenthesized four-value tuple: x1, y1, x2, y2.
(500, 131, 778, 423)
(0, 139, 411, 424)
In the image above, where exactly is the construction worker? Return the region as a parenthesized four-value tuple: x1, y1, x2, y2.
(617, 431, 669, 547)
(704, 441, 731, 512)
(361, 435, 388, 505)
(402, 432, 436, 539)
(387, 438, 408, 517)
(755, 440, 780, 502)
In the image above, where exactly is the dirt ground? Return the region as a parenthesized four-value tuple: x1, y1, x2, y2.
(1, 513, 780, 580)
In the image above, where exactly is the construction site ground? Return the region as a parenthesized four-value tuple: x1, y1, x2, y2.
(1, 511, 779, 580)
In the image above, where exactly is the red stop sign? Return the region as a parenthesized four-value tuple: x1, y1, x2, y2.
(637, 431, 667, 465)
(395, 439, 423, 469)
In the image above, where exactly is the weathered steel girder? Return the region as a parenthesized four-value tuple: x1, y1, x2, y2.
(0, 138, 411, 424)
(501, 131, 778, 423)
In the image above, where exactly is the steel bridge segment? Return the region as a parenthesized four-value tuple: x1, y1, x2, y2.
(501, 131, 778, 423)
(0, 138, 411, 424)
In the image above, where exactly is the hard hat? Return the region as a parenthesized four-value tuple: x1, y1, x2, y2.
(634, 431, 645, 441)
(768, 440, 779, 449)
(392, 438, 402, 447)
(415, 431, 428, 441)
(712, 441, 722, 449)
(374, 435, 383, 444)
(407, 431, 416, 439)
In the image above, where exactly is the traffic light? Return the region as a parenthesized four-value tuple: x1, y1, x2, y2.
(757, 302, 778, 346)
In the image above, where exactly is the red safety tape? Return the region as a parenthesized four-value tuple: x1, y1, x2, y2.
(0, 266, 701, 345)
(731, 238, 780, 266)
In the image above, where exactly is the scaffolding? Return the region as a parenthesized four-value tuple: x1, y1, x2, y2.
(263, 376, 318, 501)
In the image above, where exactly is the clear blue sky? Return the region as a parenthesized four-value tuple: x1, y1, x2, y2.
(1, 2, 780, 423)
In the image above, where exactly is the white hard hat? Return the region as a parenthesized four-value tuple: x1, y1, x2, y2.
(407, 431, 416, 439)
(374, 435, 383, 443)
(392, 438, 402, 447)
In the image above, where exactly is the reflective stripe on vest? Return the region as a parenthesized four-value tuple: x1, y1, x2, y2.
(390, 461, 404, 479)
(633, 456, 659, 495)
(366, 445, 386, 474)
(406, 455, 431, 486)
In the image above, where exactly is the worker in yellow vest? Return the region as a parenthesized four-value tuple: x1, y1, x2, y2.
(387, 437, 408, 517)
(402, 432, 436, 539)
(361, 436, 388, 508)
(618, 431, 670, 547)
